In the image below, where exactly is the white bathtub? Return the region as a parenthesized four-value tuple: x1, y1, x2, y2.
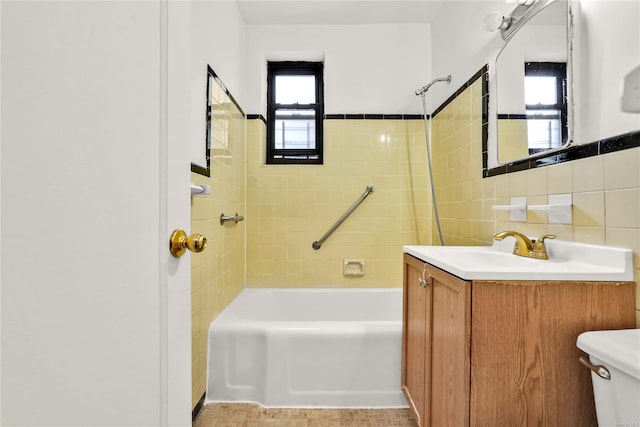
(205, 288, 406, 408)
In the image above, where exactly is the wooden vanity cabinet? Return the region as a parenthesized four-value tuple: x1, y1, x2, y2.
(401, 253, 636, 427)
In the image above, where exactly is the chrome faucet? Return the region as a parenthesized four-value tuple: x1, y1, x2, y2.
(493, 231, 556, 260)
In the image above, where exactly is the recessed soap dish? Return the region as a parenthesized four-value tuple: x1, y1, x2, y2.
(343, 259, 365, 276)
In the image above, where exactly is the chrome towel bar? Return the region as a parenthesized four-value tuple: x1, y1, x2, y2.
(220, 213, 245, 225)
(312, 185, 375, 250)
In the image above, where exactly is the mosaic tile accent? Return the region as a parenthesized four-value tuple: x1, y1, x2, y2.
(194, 403, 418, 427)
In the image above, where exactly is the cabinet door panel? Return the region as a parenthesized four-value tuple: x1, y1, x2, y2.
(402, 254, 430, 427)
(470, 280, 636, 427)
(470, 281, 540, 426)
(428, 266, 471, 427)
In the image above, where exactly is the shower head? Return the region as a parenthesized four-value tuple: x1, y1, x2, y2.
(415, 75, 452, 96)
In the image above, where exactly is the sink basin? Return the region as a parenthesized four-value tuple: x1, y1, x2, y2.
(403, 238, 633, 281)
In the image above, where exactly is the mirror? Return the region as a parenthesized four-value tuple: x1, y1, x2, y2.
(493, 0, 573, 166)
(191, 66, 214, 177)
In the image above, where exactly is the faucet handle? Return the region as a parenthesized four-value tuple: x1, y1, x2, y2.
(535, 234, 556, 244)
(532, 234, 556, 259)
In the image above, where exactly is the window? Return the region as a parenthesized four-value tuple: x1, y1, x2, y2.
(267, 61, 324, 164)
(524, 62, 567, 155)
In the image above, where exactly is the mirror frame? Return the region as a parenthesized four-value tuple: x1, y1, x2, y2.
(487, 0, 578, 170)
(191, 65, 214, 177)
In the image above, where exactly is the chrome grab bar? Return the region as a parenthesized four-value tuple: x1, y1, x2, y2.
(312, 185, 375, 250)
(579, 356, 611, 380)
(220, 213, 245, 225)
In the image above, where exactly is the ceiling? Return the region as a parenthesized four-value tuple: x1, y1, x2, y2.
(235, 1, 446, 25)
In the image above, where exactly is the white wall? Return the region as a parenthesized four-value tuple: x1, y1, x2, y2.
(244, 23, 431, 115)
(430, 1, 506, 111)
(575, 0, 640, 143)
(432, 0, 640, 144)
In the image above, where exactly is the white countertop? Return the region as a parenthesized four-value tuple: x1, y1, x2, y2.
(403, 238, 633, 281)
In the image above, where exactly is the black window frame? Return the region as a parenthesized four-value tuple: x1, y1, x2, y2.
(266, 61, 324, 165)
(524, 61, 568, 153)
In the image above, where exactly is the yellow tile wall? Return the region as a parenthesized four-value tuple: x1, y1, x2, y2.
(432, 78, 640, 326)
(245, 119, 431, 288)
(431, 79, 488, 246)
(190, 85, 246, 409)
(498, 119, 529, 162)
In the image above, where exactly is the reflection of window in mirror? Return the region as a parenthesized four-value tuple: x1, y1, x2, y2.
(524, 62, 567, 155)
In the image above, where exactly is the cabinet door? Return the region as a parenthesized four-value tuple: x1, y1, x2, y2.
(402, 254, 431, 427)
(428, 265, 471, 427)
(470, 280, 636, 427)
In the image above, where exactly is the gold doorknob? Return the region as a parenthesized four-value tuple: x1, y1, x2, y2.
(169, 229, 207, 257)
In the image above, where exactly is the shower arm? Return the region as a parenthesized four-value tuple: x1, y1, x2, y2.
(415, 76, 452, 96)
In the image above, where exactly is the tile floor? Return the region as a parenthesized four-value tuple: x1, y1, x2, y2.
(193, 403, 418, 427)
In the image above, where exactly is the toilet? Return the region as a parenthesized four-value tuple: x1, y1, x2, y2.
(576, 329, 640, 427)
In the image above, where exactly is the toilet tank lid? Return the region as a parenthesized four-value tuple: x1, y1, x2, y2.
(577, 329, 640, 380)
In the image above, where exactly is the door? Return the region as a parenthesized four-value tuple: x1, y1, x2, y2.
(428, 265, 471, 427)
(0, 1, 192, 425)
(402, 254, 431, 427)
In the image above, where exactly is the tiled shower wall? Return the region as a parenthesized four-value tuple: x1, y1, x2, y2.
(190, 87, 246, 408)
(431, 76, 640, 325)
(245, 119, 431, 288)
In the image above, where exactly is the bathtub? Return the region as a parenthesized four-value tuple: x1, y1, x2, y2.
(205, 288, 406, 408)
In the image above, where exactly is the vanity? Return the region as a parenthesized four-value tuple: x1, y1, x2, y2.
(401, 238, 636, 427)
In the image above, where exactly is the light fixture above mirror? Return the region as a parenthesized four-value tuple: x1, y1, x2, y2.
(484, 0, 560, 42)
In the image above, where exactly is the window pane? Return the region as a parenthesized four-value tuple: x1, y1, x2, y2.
(524, 76, 557, 105)
(274, 154, 319, 160)
(275, 75, 316, 104)
(526, 109, 561, 119)
(275, 109, 315, 118)
(266, 61, 323, 164)
(274, 109, 316, 150)
(526, 109, 562, 151)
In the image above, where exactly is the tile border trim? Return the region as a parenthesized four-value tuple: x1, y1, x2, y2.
(432, 66, 488, 119)
(192, 393, 206, 423)
(247, 113, 266, 124)
(247, 113, 427, 121)
(484, 129, 640, 178)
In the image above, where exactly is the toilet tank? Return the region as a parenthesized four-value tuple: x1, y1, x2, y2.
(576, 329, 640, 427)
